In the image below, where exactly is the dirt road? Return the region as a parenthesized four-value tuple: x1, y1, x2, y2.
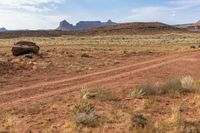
(0, 52, 199, 108)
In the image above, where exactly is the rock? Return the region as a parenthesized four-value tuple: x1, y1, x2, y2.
(24, 54, 33, 59)
(190, 45, 196, 49)
(68, 54, 74, 58)
(81, 53, 91, 58)
(12, 41, 40, 56)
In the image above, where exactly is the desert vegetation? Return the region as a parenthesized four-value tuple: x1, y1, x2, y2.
(1, 76, 200, 132)
(129, 76, 197, 98)
(0, 32, 200, 132)
(1, 33, 200, 85)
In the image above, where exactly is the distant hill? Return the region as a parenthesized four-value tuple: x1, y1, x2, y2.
(175, 20, 200, 31)
(0, 22, 189, 39)
(57, 20, 116, 30)
(0, 27, 7, 32)
(81, 22, 186, 35)
(195, 20, 200, 25)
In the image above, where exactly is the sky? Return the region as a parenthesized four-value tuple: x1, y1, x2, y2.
(0, 0, 200, 30)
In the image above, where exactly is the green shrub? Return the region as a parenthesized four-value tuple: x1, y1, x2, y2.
(73, 101, 99, 127)
(158, 77, 183, 95)
(129, 88, 145, 98)
(73, 101, 95, 115)
(129, 84, 157, 98)
(73, 112, 99, 127)
(131, 112, 148, 129)
(130, 76, 195, 98)
(131, 113, 164, 133)
(81, 88, 97, 99)
(160, 77, 194, 95)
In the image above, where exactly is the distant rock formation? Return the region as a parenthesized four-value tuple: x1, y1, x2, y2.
(0, 27, 7, 32)
(175, 20, 200, 31)
(57, 20, 74, 30)
(57, 20, 116, 30)
(195, 20, 200, 25)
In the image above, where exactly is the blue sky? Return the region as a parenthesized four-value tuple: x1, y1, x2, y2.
(0, 0, 200, 29)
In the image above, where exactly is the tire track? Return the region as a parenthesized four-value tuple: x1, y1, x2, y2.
(0, 52, 198, 108)
(0, 54, 181, 96)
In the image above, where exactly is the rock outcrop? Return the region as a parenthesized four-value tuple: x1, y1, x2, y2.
(0, 27, 7, 32)
(57, 20, 116, 30)
(175, 20, 200, 31)
(12, 41, 40, 56)
(57, 20, 74, 30)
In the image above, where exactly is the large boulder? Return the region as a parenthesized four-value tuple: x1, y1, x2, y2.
(12, 41, 40, 56)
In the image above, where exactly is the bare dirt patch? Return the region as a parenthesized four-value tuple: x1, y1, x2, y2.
(0, 34, 200, 132)
(0, 51, 200, 132)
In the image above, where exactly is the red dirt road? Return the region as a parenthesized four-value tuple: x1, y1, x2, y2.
(0, 51, 200, 109)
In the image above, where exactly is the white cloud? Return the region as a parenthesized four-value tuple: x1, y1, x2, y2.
(168, 0, 200, 10)
(0, 9, 68, 30)
(124, 6, 176, 23)
(169, 0, 200, 7)
(0, 0, 64, 12)
(124, 0, 200, 24)
(0, 0, 66, 29)
(1, 0, 200, 29)
(0, 0, 64, 6)
(0, 0, 67, 29)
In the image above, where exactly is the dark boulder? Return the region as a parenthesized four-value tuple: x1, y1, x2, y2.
(12, 41, 40, 56)
(190, 45, 196, 49)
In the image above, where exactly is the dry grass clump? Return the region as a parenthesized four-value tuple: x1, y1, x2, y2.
(170, 105, 182, 125)
(72, 101, 99, 127)
(130, 108, 200, 133)
(81, 87, 97, 99)
(80, 87, 119, 101)
(193, 95, 200, 112)
(169, 105, 200, 133)
(129, 88, 145, 98)
(131, 112, 148, 129)
(0, 114, 23, 133)
(144, 96, 157, 109)
(129, 84, 157, 98)
(96, 88, 119, 102)
(130, 76, 196, 98)
(181, 76, 194, 90)
(130, 112, 162, 133)
(158, 77, 184, 98)
(81, 88, 97, 99)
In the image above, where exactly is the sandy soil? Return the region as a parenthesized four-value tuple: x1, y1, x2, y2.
(0, 51, 200, 132)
